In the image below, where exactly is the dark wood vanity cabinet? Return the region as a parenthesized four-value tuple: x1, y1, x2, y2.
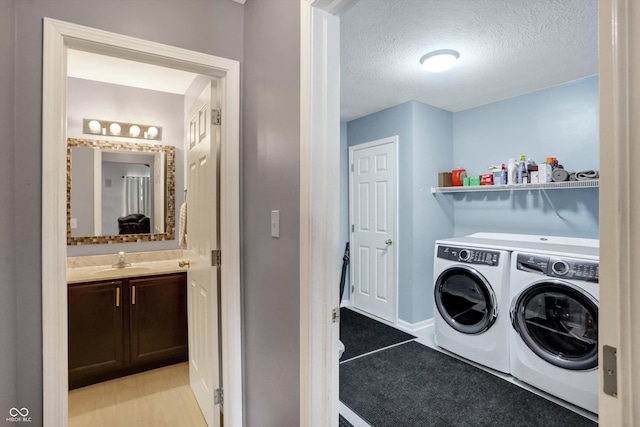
(68, 280, 126, 383)
(68, 272, 187, 389)
(129, 274, 188, 366)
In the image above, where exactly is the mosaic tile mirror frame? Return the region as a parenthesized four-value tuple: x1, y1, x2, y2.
(66, 138, 176, 245)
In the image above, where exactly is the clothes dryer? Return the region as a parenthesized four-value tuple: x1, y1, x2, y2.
(433, 239, 511, 373)
(509, 246, 599, 414)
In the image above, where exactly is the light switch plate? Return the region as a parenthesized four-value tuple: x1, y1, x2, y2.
(71, 218, 78, 229)
(271, 210, 280, 238)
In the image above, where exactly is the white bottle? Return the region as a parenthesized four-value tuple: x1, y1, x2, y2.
(507, 158, 517, 185)
(518, 160, 527, 184)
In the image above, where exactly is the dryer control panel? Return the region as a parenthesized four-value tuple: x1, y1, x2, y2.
(516, 253, 599, 282)
(437, 245, 500, 266)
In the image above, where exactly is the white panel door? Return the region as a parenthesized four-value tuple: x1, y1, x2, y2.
(186, 81, 220, 427)
(350, 137, 397, 322)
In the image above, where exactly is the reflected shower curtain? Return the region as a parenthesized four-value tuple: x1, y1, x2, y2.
(125, 176, 150, 216)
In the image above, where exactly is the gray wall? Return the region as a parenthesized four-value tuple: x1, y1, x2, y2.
(242, 0, 301, 426)
(0, 0, 17, 418)
(8, 0, 243, 424)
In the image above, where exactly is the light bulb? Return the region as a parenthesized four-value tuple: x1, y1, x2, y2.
(88, 120, 101, 134)
(109, 123, 121, 136)
(129, 125, 141, 138)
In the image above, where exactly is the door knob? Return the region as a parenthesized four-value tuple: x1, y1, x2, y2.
(179, 259, 191, 268)
(385, 239, 393, 245)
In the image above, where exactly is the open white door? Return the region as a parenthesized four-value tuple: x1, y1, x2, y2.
(349, 136, 398, 322)
(186, 80, 220, 427)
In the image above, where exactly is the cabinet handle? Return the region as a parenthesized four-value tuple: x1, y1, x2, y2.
(115, 287, 120, 307)
(132, 285, 136, 305)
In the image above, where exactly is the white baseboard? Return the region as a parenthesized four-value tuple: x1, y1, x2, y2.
(340, 304, 434, 337)
(396, 317, 434, 336)
(339, 402, 373, 427)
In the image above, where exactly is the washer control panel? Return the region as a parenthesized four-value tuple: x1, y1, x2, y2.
(516, 253, 599, 282)
(437, 245, 500, 266)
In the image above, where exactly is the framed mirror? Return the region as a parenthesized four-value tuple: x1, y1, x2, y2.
(67, 138, 175, 245)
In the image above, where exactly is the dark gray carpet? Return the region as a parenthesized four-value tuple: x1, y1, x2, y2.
(339, 414, 354, 427)
(340, 308, 415, 361)
(340, 341, 597, 427)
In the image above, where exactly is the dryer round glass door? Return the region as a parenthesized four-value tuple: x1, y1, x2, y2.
(434, 266, 497, 335)
(511, 281, 598, 370)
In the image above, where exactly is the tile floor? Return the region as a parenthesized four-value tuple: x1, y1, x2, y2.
(68, 362, 207, 427)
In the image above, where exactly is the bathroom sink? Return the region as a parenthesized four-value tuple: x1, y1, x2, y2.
(89, 266, 152, 276)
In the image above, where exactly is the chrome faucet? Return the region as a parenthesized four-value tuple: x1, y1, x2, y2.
(112, 251, 131, 268)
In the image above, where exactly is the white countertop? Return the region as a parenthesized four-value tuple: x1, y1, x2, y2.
(67, 259, 188, 283)
(67, 249, 188, 283)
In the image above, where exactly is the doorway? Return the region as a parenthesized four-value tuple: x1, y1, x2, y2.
(42, 18, 242, 426)
(302, 1, 638, 426)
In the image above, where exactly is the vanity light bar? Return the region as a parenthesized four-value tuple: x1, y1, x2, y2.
(82, 119, 163, 141)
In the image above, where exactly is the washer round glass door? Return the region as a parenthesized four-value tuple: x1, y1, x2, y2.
(434, 266, 497, 335)
(511, 281, 598, 370)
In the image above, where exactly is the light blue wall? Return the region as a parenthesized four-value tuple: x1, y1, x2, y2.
(451, 76, 599, 238)
(346, 101, 453, 323)
(342, 76, 599, 325)
(411, 102, 454, 321)
(453, 76, 599, 172)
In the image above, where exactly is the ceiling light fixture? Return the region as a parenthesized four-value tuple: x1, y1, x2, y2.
(420, 49, 460, 72)
(83, 119, 163, 141)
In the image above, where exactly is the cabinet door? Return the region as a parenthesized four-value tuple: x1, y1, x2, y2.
(68, 280, 125, 387)
(129, 273, 188, 366)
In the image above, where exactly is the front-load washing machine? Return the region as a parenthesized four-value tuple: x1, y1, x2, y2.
(509, 246, 599, 414)
(433, 239, 511, 373)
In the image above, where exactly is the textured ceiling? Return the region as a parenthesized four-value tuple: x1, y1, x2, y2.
(340, 0, 598, 121)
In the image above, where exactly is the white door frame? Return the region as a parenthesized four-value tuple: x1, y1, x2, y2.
(300, 1, 358, 426)
(303, 0, 633, 425)
(299, 2, 341, 427)
(348, 137, 399, 324)
(598, 0, 639, 424)
(42, 18, 242, 427)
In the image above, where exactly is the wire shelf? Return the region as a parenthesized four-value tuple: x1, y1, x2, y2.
(431, 179, 599, 194)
